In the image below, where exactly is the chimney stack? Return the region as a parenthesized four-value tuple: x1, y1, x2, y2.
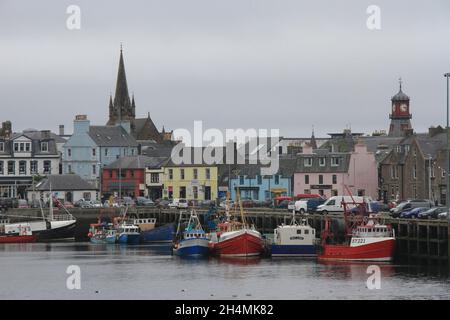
(59, 125, 65, 136)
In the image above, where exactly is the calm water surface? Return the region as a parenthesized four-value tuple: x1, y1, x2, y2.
(0, 242, 448, 300)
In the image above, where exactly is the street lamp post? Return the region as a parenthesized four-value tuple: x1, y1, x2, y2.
(445, 72, 450, 217)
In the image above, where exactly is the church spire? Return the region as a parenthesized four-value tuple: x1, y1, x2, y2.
(113, 45, 131, 117)
(310, 125, 317, 149)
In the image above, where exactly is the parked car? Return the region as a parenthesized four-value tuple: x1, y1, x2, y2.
(418, 206, 447, 219)
(400, 207, 429, 219)
(75, 199, 91, 208)
(63, 201, 74, 208)
(315, 196, 370, 214)
(136, 197, 155, 207)
(219, 200, 236, 209)
(17, 199, 29, 209)
(277, 200, 289, 209)
(169, 198, 188, 209)
(0, 198, 15, 211)
(390, 199, 434, 218)
(90, 200, 103, 208)
(198, 200, 215, 208)
(121, 197, 135, 206)
(156, 199, 171, 208)
(295, 198, 326, 213)
(438, 210, 448, 219)
(287, 201, 296, 211)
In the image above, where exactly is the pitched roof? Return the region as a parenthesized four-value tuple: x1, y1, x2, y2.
(133, 116, 162, 141)
(105, 155, 168, 169)
(33, 174, 96, 191)
(88, 125, 138, 147)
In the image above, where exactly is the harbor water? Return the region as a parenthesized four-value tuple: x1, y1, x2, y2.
(0, 242, 448, 300)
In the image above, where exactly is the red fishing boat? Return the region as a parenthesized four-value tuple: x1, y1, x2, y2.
(319, 188, 395, 262)
(209, 191, 264, 257)
(0, 223, 38, 243)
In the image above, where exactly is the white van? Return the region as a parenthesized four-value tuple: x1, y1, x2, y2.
(315, 196, 372, 214)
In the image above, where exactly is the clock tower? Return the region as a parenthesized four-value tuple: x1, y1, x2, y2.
(388, 78, 412, 137)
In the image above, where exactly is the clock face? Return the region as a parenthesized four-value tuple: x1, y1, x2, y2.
(400, 104, 407, 112)
(392, 104, 396, 112)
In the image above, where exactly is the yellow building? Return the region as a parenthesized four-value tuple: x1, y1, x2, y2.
(162, 165, 218, 201)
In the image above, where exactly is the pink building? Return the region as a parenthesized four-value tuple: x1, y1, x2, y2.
(293, 142, 378, 199)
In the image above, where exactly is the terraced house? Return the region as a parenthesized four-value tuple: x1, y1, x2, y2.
(162, 150, 218, 201)
(0, 127, 63, 198)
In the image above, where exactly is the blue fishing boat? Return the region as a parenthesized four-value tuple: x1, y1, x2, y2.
(140, 223, 174, 243)
(271, 212, 318, 257)
(117, 223, 140, 245)
(173, 210, 210, 256)
(88, 222, 117, 244)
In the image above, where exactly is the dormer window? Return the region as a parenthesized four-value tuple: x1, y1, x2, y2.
(319, 157, 326, 166)
(41, 142, 48, 152)
(331, 157, 340, 166)
(0, 142, 3, 152)
(304, 157, 312, 167)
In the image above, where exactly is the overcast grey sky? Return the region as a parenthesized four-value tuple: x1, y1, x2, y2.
(1, 0, 450, 138)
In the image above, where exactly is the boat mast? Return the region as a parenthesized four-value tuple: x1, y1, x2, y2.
(49, 183, 54, 221)
(236, 187, 246, 226)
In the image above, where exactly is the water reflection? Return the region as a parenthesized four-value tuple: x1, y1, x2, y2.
(317, 260, 395, 281)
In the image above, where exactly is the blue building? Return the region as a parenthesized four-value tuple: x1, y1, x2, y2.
(228, 157, 296, 201)
(62, 115, 138, 187)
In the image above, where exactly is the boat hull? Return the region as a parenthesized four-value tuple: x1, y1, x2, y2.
(118, 233, 140, 245)
(90, 235, 116, 244)
(34, 220, 77, 241)
(319, 238, 395, 261)
(211, 230, 263, 257)
(140, 223, 174, 243)
(0, 235, 37, 243)
(271, 244, 317, 257)
(174, 238, 210, 256)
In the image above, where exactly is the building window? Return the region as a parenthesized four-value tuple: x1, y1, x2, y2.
(275, 175, 280, 185)
(92, 148, 96, 156)
(131, 149, 135, 156)
(431, 164, 435, 178)
(120, 169, 126, 178)
(30, 161, 38, 174)
(0, 161, 3, 174)
(391, 166, 399, 179)
(14, 143, 18, 152)
(68, 164, 72, 173)
(358, 189, 365, 196)
(168, 169, 173, 180)
(331, 189, 338, 196)
(193, 186, 198, 199)
(83, 192, 91, 201)
(25, 143, 30, 152)
(92, 165, 96, 175)
(305, 175, 309, 184)
(0, 142, 4, 152)
(304, 157, 312, 167)
(105, 148, 108, 156)
(8, 161, 15, 174)
(319, 157, 326, 166)
(331, 157, 340, 166)
(319, 175, 324, 184)
(239, 176, 244, 185)
(43, 161, 51, 174)
(41, 142, 48, 152)
(130, 170, 134, 178)
(318, 189, 324, 196)
(68, 149, 72, 157)
(257, 175, 262, 185)
(180, 169, 185, 180)
(19, 161, 26, 175)
(206, 168, 211, 180)
(442, 169, 446, 178)
(332, 175, 337, 184)
(193, 168, 198, 180)
(413, 165, 417, 179)
(405, 145, 410, 153)
(151, 173, 159, 183)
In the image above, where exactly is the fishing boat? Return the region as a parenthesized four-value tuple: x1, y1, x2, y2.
(271, 211, 318, 257)
(0, 223, 37, 243)
(116, 223, 140, 245)
(140, 223, 174, 243)
(209, 190, 263, 257)
(319, 189, 395, 262)
(132, 218, 156, 232)
(5, 188, 76, 241)
(88, 222, 117, 244)
(173, 210, 210, 256)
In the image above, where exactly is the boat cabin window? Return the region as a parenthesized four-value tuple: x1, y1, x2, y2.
(312, 230, 315, 235)
(304, 229, 309, 235)
(297, 230, 302, 234)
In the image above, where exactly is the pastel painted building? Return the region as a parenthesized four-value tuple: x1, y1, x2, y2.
(293, 143, 378, 199)
(228, 158, 296, 201)
(62, 115, 138, 187)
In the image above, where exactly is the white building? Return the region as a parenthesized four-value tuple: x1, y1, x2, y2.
(0, 129, 63, 198)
